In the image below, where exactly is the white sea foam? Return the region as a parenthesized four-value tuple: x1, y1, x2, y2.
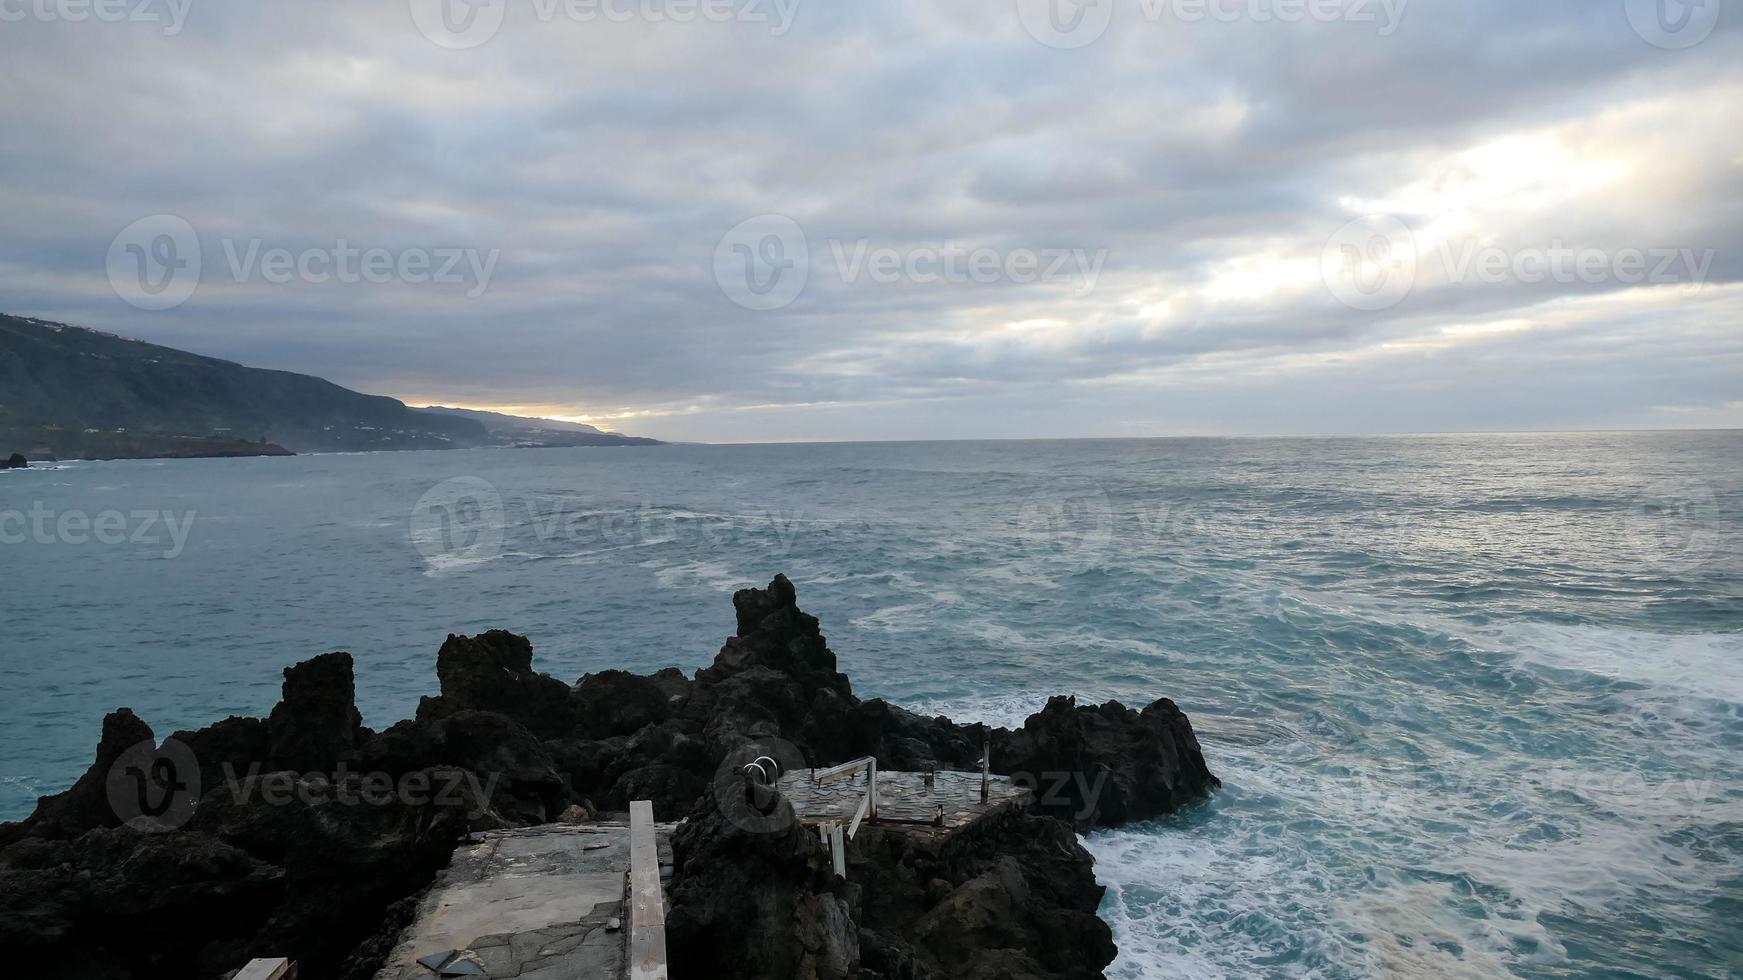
(1084, 754, 1548, 979)
(417, 552, 500, 575)
(897, 694, 1037, 729)
(645, 558, 752, 594)
(966, 621, 1029, 648)
(849, 592, 965, 633)
(970, 562, 1065, 589)
(1343, 881, 1555, 979)
(1087, 688, 1742, 978)
(879, 589, 1739, 979)
(0, 775, 43, 798)
(1086, 817, 1360, 979)
(1490, 623, 1743, 705)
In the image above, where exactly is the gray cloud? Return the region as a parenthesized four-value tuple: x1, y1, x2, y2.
(1, 0, 1739, 439)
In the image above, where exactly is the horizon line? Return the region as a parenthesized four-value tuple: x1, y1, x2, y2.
(640, 426, 1743, 446)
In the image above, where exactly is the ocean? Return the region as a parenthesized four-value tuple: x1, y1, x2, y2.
(2, 433, 1739, 978)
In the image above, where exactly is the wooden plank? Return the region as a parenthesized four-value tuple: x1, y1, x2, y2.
(628, 800, 668, 980)
(980, 741, 991, 804)
(829, 823, 846, 878)
(847, 786, 871, 840)
(233, 959, 295, 980)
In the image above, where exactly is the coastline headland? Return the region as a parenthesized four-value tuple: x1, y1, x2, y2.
(0, 575, 1218, 979)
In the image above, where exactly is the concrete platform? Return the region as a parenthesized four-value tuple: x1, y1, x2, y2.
(776, 768, 1032, 835)
(376, 822, 673, 980)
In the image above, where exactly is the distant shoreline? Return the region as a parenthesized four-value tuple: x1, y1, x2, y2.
(3, 439, 296, 464)
(10, 428, 1738, 463)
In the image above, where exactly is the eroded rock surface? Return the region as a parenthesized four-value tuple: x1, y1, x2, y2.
(0, 574, 1217, 979)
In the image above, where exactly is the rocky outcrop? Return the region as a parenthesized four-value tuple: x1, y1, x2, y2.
(359, 710, 565, 825)
(667, 792, 1119, 980)
(183, 764, 488, 975)
(573, 669, 676, 738)
(169, 715, 271, 805)
(2, 452, 26, 469)
(706, 574, 853, 701)
(666, 787, 858, 979)
(0, 673, 494, 979)
(993, 695, 1218, 829)
(1, 708, 153, 845)
(0, 574, 1217, 979)
(418, 630, 576, 738)
(266, 652, 365, 772)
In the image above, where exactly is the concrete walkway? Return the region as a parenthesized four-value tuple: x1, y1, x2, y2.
(375, 821, 672, 980)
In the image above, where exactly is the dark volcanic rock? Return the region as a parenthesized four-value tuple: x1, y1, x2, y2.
(609, 763, 706, 822)
(358, 710, 562, 824)
(650, 665, 694, 702)
(4, 708, 154, 844)
(170, 716, 271, 801)
(186, 765, 486, 975)
(419, 630, 577, 737)
(702, 573, 853, 700)
(666, 786, 859, 979)
(667, 789, 1114, 980)
(0, 574, 1218, 980)
(3, 452, 26, 469)
(847, 699, 987, 773)
(0, 827, 285, 974)
(994, 696, 1219, 829)
(543, 733, 626, 803)
(266, 652, 364, 772)
(573, 668, 672, 738)
(909, 812, 1114, 980)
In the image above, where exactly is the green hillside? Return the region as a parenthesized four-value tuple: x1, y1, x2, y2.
(0, 314, 487, 457)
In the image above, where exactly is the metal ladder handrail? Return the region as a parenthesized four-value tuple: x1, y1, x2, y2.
(814, 755, 879, 822)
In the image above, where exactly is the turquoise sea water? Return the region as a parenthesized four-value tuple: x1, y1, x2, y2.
(2, 434, 1740, 978)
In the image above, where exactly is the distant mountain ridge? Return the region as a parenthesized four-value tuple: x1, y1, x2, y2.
(414, 406, 605, 435)
(0, 313, 661, 458)
(411, 406, 660, 447)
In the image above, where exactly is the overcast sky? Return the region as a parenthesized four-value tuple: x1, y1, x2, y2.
(2, 0, 1739, 441)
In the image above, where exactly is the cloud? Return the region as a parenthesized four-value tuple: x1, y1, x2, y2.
(0, 0, 1738, 439)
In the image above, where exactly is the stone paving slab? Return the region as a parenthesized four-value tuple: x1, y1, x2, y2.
(375, 823, 673, 980)
(776, 768, 1031, 834)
